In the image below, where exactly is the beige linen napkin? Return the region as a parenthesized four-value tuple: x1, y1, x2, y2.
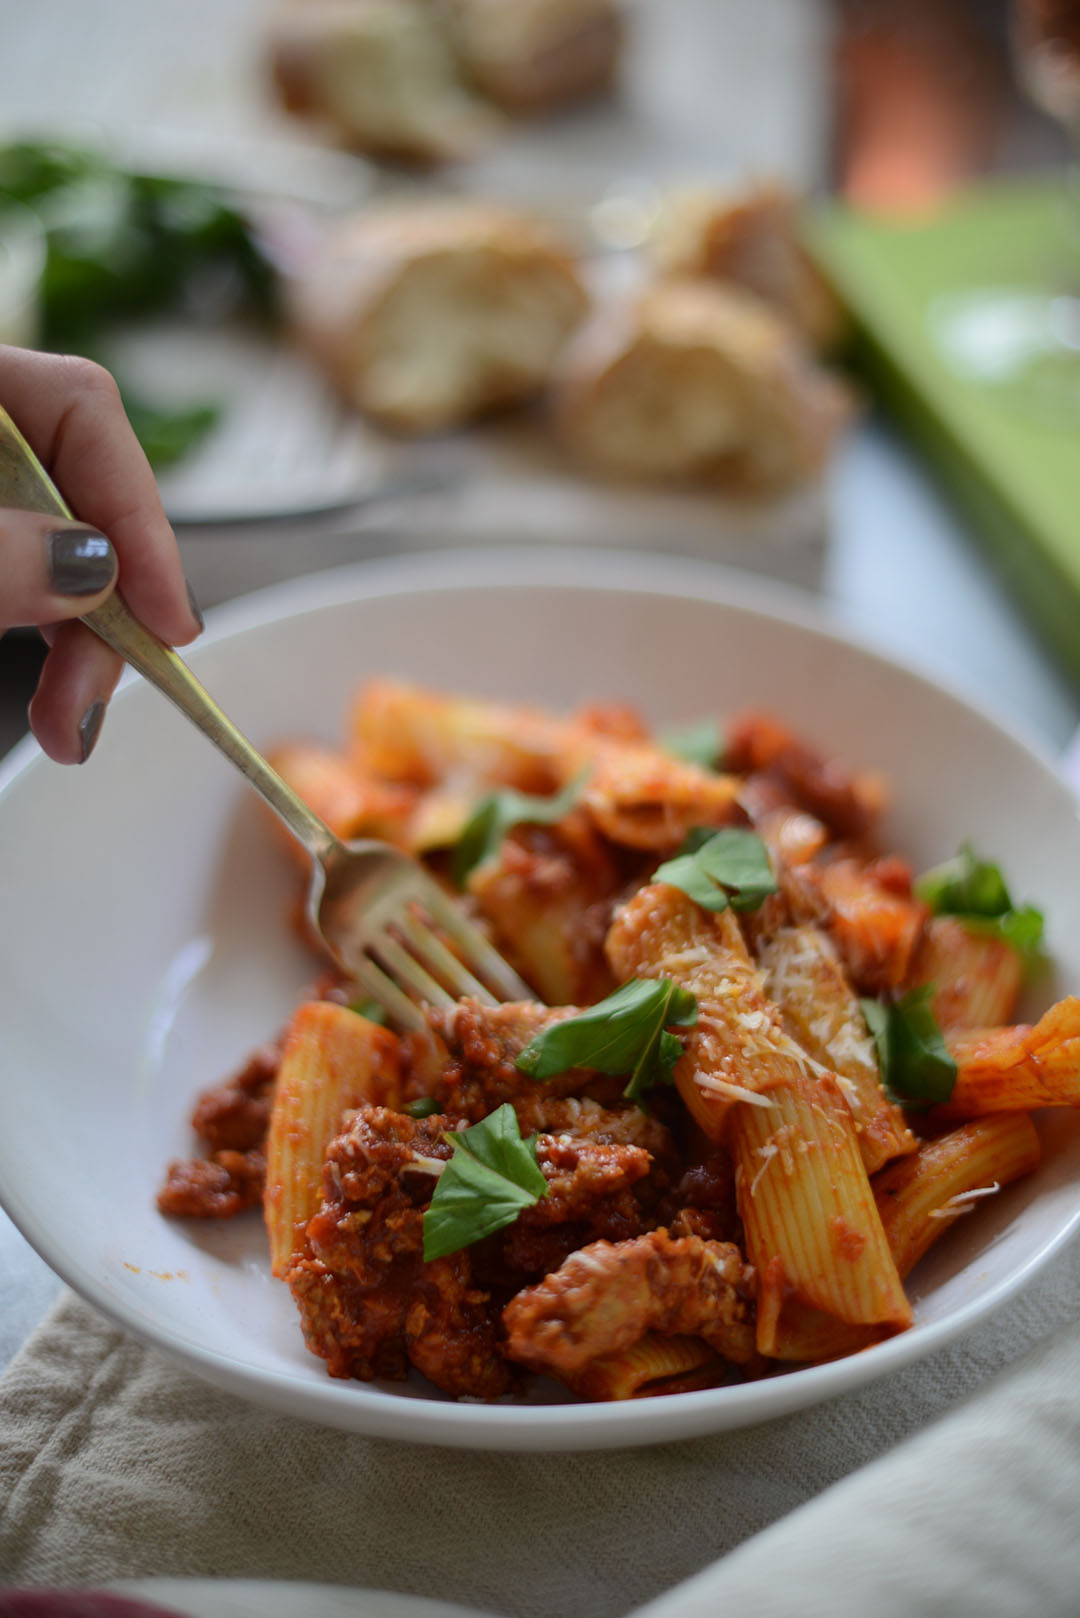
(3, 1232, 1080, 1618)
(640, 1315, 1080, 1618)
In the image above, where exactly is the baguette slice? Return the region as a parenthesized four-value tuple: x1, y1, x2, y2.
(291, 201, 589, 433)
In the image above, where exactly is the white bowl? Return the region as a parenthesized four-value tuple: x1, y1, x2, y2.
(2, 548, 1079, 1451)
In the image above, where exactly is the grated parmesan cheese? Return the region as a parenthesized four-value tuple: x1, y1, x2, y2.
(749, 1140, 780, 1196)
(928, 1182, 1001, 1219)
(694, 1072, 776, 1108)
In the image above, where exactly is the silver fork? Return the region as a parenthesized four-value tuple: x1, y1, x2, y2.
(0, 407, 532, 1030)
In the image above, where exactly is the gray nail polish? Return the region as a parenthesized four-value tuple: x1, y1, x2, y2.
(48, 528, 116, 597)
(186, 578, 204, 632)
(78, 700, 105, 763)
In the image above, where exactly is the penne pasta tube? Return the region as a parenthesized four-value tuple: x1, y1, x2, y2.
(567, 1333, 722, 1401)
(605, 882, 785, 1141)
(759, 924, 915, 1173)
(468, 817, 619, 1006)
(351, 678, 743, 853)
(908, 915, 1024, 1031)
(350, 678, 568, 791)
(937, 997, 1080, 1119)
(770, 1112, 1041, 1360)
(606, 884, 910, 1346)
(265, 742, 414, 861)
(731, 1069, 911, 1347)
(264, 1002, 402, 1277)
(873, 1112, 1041, 1276)
(581, 747, 741, 851)
(783, 856, 929, 997)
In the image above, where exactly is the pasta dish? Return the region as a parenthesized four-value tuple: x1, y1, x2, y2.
(158, 680, 1072, 1401)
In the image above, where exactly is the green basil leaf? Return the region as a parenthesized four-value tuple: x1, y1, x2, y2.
(404, 1097, 442, 1119)
(347, 997, 388, 1026)
(860, 996, 890, 1077)
(422, 1103, 547, 1260)
(652, 827, 777, 915)
(452, 769, 590, 887)
(659, 718, 726, 771)
(450, 1101, 547, 1195)
(915, 843, 1009, 916)
(515, 978, 697, 1106)
(915, 843, 1044, 956)
(994, 905, 1045, 955)
(650, 849, 731, 911)
(860, 988, 957, 1108)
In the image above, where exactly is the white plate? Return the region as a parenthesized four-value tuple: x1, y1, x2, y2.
(2, 548, 1079, 1451)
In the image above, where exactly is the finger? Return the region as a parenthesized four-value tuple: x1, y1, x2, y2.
(0, 510, 117, 630)
(28, 620, 123, 764)
(0, 347, 202, 645)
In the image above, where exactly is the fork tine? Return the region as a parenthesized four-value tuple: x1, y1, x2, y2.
(369, 930, 458, 1012)
(419, 884, 534, 1001)
(348, 956, 428, 1033)
(396, 909, 496, 1005)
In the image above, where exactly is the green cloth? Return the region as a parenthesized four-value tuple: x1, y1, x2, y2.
(809, 180, 1080, 689)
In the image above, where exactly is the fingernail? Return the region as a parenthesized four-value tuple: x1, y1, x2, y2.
(78, 700, 105, 763)
(48, 528, 117, 598)
(186, 578, 204, 633)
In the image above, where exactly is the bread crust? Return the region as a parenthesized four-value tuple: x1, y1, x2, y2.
(291, 202, 590, 433)
(443, 0, 622, 112)
(269, 0, 498, 164)
(651, 184, 847, 354)
(553, 279, 852, 492)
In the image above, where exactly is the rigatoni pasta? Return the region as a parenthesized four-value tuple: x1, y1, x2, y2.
(158, 678, 1073, 1404)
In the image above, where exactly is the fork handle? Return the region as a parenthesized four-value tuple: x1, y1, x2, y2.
(0, 405, 341, 866)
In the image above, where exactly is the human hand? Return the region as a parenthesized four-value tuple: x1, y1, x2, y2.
(0, 345, 202, 763)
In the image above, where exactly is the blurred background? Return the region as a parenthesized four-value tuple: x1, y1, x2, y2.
(2, 0, 1080, 754)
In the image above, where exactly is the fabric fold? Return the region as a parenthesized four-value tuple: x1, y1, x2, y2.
(3, 1238, 1080, 1618)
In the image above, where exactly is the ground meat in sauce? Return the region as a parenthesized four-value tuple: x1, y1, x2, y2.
(286, 1106, 513, 1397)
(284, 1104, 706, 1399)
(408, 998, 625, 1128)
(502, 1228, 759, 1386)
(190, 1040, 280, 1152)
(159, 1023, 763, 1398)
(157, 1039, 282, 1219)
(157, 1149, 265, 1218)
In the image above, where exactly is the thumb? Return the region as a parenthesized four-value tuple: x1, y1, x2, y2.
(0, 510, 118, 629)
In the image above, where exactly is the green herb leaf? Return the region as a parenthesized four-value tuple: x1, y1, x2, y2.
(659, 717, 726, 771)
(915, 843, 1044, 956)
(515, 978, 698, 1106)
(120, 394, 221, 470)
(404, 1097, 442, 1119)
(994, 905, 1045, 954)
(860, 988, 957, 1108)
(452, 769, 589, 886)
(346, 996, 388, 1026)
(652, 827, 777, 914)
(422, 1103, 547, 1260)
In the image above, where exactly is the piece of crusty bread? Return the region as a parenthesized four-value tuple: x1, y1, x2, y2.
(290, 201, 590, 433)
(441, 0, 622, 112)
(553, 279, 852, 492)
(269, 0, 498, 164)
(650, 183, 847, 354)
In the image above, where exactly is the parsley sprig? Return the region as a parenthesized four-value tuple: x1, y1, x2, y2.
(452, 770, 589, 886)
(515, 978, 698, 1107)
(422, 1104, 548, 1261)
(915, 843, 1044, 956)
(651, 827, 777, 915)
(861, 988, 957, 1108)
